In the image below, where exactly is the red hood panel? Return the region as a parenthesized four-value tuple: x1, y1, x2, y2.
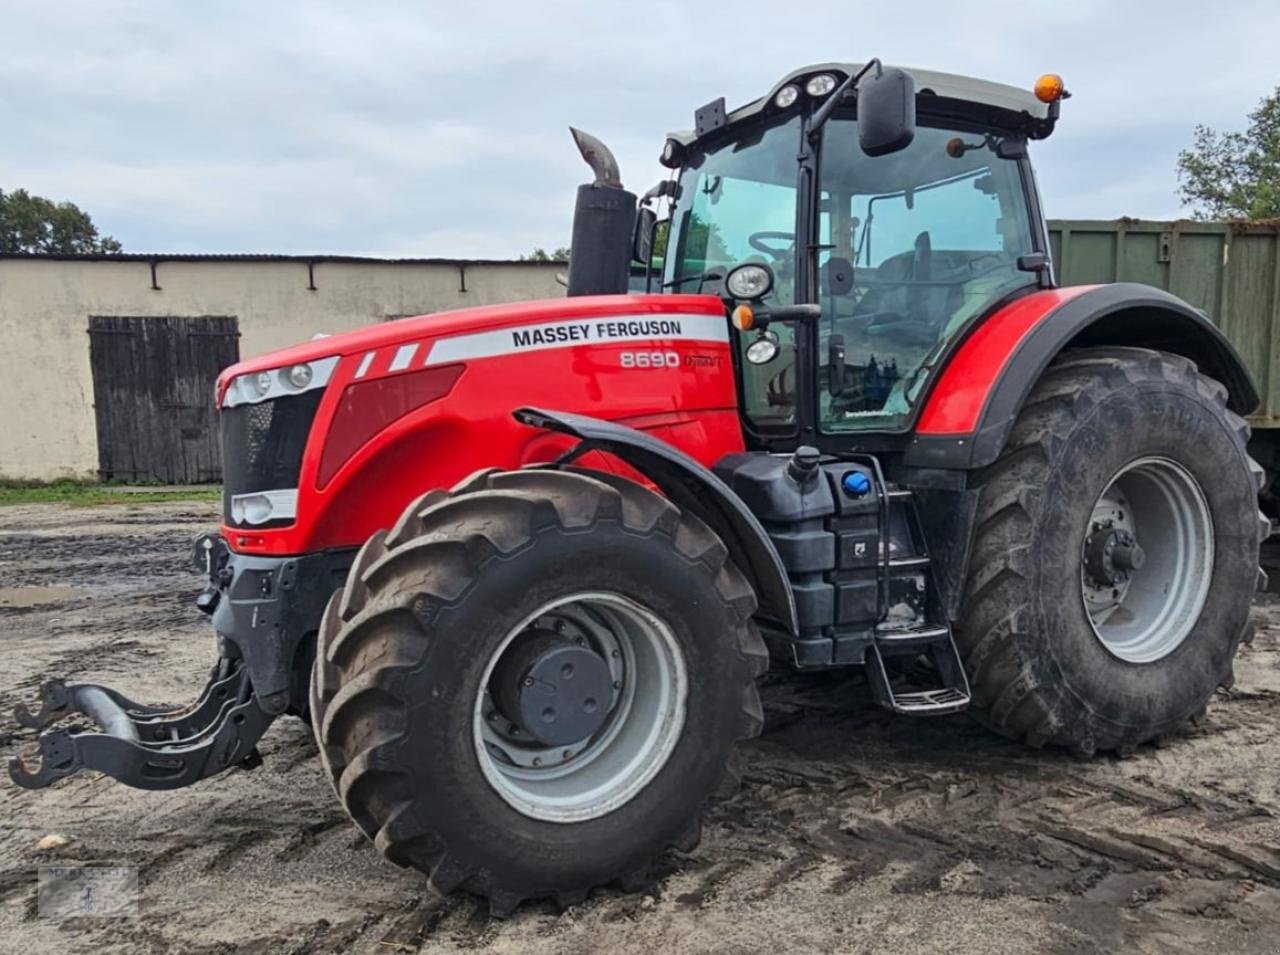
(216, 293, 725, 391)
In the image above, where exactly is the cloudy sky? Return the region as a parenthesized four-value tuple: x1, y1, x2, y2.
(2, 1, 1276, 258)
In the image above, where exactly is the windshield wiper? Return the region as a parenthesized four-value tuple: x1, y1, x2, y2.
(662, 270, 724, 292)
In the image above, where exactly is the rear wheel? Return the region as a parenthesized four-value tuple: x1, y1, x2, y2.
(956, 347, 1267, 754)
(309, 467, 766, 913)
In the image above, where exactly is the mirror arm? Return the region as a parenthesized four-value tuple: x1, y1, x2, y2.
(809, 59, 880, 137)
(754, 303, 822, 324)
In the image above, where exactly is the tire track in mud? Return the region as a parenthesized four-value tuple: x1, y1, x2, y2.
(1, 502, 1278, 954)
(656, 656, 1280, 952)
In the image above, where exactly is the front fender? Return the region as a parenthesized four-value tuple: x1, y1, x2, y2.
(514, 407, 799, 636)
(906, 283, 1260, 469)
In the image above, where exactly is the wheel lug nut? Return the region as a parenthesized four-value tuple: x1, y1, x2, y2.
(613, 680, 622, 690)
(523, 677, 534, 687)
(562, 749, 572, 759)
(532, 757, 542, 767)
(611, 649, 620, 658)
(555, 621, 566, 633)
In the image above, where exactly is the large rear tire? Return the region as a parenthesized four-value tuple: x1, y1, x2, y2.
(956, 347, 1268, 755)
(309, 467, 766, 913)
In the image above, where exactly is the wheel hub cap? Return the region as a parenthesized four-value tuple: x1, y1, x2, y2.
(1084, 526, 1146, 587)
(1080, 456, 1213, 664)
(491, 630, 613, 746)
(473, 592, 687, 823)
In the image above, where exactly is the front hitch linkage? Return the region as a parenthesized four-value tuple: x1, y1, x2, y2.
(9, 657, 273, 791)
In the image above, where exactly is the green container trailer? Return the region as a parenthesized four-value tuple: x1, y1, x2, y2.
(1049, 219, 1280, 501)
(1049, 219, 1280, 426)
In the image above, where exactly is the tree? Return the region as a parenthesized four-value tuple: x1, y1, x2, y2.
(520, 247, 570, 262)
(0, 188, 122, 254)
(1176, 87, 1280, 220)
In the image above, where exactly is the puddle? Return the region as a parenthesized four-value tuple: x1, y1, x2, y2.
(0, 586, 87, 607)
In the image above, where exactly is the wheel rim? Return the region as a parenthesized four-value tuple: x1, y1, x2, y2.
(473, 592, 687, 823)
(1080, 456, 1213, 664)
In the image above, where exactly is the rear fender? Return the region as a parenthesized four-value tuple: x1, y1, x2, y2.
(906, 283, 1260, 470)
(514, 407, 799, 636)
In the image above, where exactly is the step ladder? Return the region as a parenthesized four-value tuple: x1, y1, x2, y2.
(851, 459, 972, 716)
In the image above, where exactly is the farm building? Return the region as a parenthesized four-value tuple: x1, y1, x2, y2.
(0, 254, 564, 482)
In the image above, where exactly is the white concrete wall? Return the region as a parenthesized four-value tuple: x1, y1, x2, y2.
(0, 257, 564, 481)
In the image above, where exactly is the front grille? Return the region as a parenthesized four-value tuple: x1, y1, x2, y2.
(220, 390, 324, 526)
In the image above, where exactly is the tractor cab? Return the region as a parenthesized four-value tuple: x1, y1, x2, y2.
(648, 62, 1065, 446)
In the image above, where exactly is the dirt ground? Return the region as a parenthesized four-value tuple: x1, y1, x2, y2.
(1, 501, 1278, 954)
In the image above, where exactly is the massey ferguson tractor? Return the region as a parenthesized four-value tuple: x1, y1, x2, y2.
(9, 61, 1269, 914)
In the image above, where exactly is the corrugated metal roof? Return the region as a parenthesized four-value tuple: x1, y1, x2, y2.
(0, 252, 567, 265)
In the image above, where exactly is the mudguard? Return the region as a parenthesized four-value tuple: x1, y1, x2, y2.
(514, 407, 799, 636)
(906, 283, 1260, 469)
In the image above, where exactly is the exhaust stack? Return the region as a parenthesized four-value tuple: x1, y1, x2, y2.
(566, 128, 637, 297)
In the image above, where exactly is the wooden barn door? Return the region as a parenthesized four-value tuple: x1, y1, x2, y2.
(88, 316, 240, 484)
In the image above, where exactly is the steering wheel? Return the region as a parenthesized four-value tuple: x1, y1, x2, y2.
(749, 231, 795, 257)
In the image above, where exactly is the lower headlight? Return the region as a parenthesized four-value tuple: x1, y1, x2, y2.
(725, 263, 775, 300)
(745, 331, 781, 365)
(230, 489, 299, 526)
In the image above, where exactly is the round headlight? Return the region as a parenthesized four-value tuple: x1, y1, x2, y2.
(659, 137, 684, 169)
(774, 84, 800, 109)
(254, 371, 274, 395)
(287, 363, 313, 389)
(725, 263, 774, 300)
(805, 74, 837, 97)
(745, 332, 781, 366)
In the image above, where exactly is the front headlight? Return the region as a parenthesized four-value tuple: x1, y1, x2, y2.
(230, 489, 299, 525)
(223, 355, 340, 408)
(725, 262, 775, 300)
(286, 363, 314, 389)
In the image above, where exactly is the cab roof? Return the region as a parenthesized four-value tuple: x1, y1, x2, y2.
(668, 62, 1054, 147)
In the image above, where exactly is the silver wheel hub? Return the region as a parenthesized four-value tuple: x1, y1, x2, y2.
(1080, 456, 1213, 664)
(473, 592, 687, 823)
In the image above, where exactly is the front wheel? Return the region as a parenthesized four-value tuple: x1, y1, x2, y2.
(956, 347, 1268, 755)
(309, 467, 766, 913)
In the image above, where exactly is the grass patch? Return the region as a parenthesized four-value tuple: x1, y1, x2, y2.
(0, 481, 222, 508)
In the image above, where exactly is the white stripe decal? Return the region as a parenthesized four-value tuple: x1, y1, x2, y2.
(388, 343, 419, 371)
(423, 312, 728, 366)
(354, 351, 376, 379)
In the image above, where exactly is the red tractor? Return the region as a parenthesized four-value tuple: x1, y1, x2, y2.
(11, 62, 1268, 914)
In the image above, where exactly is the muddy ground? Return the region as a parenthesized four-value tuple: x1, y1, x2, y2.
(0, 500, 1277, 954)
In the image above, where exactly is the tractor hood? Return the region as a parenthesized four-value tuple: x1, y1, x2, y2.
(214, 289, 741, 557)
(215, 292, 725, 406)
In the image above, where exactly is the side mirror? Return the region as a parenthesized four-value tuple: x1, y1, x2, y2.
(857, 66, 916, 157)
(632, 206, 657, 266)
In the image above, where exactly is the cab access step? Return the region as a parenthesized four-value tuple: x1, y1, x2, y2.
(713, 446, 971, 715)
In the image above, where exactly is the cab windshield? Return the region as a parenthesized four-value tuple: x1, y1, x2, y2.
(664, 116, 800, 431)
(663, 112, 1037, 435)
(815, 118, 1036, 431)
(664, 116, 800, 303)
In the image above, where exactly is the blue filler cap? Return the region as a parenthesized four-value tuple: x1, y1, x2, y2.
(842, 471, 871, 497)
